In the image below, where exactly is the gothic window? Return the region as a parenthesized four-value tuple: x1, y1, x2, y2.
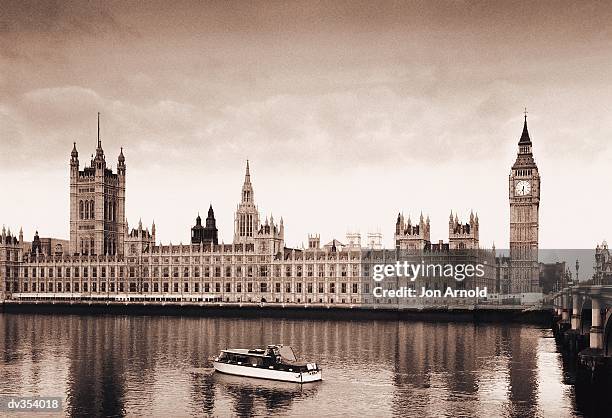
(79, 200, 84, 219)
(90, 200, 95, 218)
(90, 238, 94, 255)
(84, 201, 89, 219)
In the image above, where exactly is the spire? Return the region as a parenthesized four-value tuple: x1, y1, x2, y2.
(118, 147, 125, 164)
(97, 112, 101, 148)
(208, 204, 214, 218)
(94, 112, 105, 161)
(519, 108, 532, 145)
(71, 142, 78, 158)
(240, 160, 254, 204)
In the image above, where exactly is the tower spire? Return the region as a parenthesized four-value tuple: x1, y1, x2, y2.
(519, 108, 531, 145)
(97, 112, 101, 149)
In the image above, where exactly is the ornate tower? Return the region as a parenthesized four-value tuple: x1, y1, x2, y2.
(509, 112, 541, 293)
(191, 205, 219, 245)
(69, 113, 126, 256)
(233, 161, 260, 245)
(448, 210, 479, 250)
(394, 212, 431, 250)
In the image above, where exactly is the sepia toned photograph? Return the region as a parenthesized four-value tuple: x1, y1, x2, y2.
(1, 1, 611, 417)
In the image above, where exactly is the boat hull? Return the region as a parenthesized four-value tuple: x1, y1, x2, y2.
(213, 361, 322, 383)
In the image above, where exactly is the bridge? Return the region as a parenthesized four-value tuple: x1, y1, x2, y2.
(552, 284, 612, 376)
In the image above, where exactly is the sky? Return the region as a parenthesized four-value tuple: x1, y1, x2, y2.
(1, 0, 612, 249)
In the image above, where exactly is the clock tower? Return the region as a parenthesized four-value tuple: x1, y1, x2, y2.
(509, 112, 541, 294)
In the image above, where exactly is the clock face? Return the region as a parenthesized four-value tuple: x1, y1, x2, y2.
(515, 180, 531, 196)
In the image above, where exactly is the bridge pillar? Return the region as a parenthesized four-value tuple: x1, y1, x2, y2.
(571, 292, 581, 330)
(561, 291, 570, 321)
(589, 297, 603, 350)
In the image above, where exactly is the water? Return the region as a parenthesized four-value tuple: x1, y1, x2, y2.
(0, 313, 606, 417)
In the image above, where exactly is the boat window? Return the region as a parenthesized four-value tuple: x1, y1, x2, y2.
(279, 346, 297, 362)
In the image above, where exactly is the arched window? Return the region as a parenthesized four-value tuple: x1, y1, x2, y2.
(90, 200, 95, 219)
(90, 238, 95, 255)
(79, 200, 84, 219)
(112, 201, 116, 221)
(84, 200, 89, 219)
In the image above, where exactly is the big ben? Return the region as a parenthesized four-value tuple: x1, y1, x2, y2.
(509, 111, 541, 294)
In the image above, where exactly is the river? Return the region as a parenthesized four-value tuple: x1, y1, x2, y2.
(0, 313, 607, 417)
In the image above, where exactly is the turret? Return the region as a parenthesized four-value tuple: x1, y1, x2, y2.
(70, 142, 79, 171)
(118, 147, 126, 176)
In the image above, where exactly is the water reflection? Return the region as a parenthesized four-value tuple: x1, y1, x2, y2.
(0, 313, 601, 417)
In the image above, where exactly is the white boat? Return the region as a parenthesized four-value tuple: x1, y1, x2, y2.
(213, 344, 322, 383)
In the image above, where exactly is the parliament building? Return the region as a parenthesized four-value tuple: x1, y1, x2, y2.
(1, 116, 544, 306)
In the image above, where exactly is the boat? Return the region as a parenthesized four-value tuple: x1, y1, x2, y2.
(213, 344, 322, 383)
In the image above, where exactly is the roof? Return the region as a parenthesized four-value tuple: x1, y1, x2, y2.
(518, 116, 532, 145)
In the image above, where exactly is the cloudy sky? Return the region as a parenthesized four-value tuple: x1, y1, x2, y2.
(1, 0, 611, 249)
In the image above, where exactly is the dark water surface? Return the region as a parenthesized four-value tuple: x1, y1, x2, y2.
(0, 313, 606, 417)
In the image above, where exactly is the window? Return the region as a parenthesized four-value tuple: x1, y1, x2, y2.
(225, 282, 231, 292)
(215, 283, 221, 292)
(184, 283, 189, 292)
(260, 282, 267, 292)
(247, 282, 253, 292)
(236, 283, 242, 292)
(173, 283, 179, 292)
(318, 283, 324, 293)
(341, 283, 347, 293)
(296, 283, 302, 293)
(275, 283, 281, 293)
(330, 283, 335, 293)
(352, 283, 358, 293)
